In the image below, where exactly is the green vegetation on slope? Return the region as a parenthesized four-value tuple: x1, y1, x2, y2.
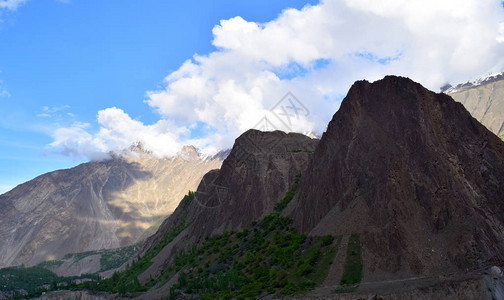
(340, 233, 362, 285)
(0, 266, 98, 299)
(168, 213, 338, 299)
(273, 174, 300, 212)
(61, 242, 141, 272)
(181, 190, 195, 207)
(160, 175, 340, 299)
(74, 176, 340, 298)
(82, 220, 189, 294)
(37, 260, 64, 269)
(0, 266, 59, 295)
(99, 243, 142, 272)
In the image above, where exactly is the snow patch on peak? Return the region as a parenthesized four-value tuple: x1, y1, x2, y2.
(445, 72, 504, 94)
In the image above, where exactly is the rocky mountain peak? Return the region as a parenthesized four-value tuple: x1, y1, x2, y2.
(288, 75, 504, 280)
(178, 145, 200, 161)
(136, 129, 318, 282)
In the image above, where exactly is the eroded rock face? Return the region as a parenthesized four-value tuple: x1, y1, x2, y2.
(0, 148, 225, 268)
(138, 130, 318, 282)
(288, 76, 504, 280)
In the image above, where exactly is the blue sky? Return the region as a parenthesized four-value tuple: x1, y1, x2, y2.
(0, 0, 317, 193)
(1, 0, 503, 194)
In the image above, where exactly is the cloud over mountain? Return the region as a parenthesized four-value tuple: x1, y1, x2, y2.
(49, 0, 504, 160)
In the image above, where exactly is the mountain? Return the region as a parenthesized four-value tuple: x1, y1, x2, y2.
(288, 75, 504, 286)
(137, 130, 318, 283)
(8, 76, 504, 299)
(446, 72, 504, 138)
(0, 145, 226, 269)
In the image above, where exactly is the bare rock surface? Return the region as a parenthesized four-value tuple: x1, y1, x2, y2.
(288, 76, 504, 283)
(448, 73, 504, 137)
(0, 146, 225, 268)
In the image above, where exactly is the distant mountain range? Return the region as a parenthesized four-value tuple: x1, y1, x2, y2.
(0, 145, 226, 269)
(446, 72, 504, 139)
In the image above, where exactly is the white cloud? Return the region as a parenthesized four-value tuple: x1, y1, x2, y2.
(37, 105, 73, 119)
(0, 80, 10, 98)
(49, 0, 504, 160)
(0, 0, 28, 10)
(50, 107, 211, 160)
(49, 123, 109, 161)
(42, 105, 70, 113)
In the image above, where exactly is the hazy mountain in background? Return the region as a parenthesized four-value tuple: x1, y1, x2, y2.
(0, 145, 226, 268)
(446, 72, 504, 139)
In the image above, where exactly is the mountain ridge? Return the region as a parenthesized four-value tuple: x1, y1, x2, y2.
(447, 72, 504, 137)
(0, 146, 226, 269)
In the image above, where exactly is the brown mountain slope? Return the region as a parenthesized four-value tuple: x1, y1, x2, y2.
(288, 76, 504, 282)
(448, 73, 504, 137)
(0, 146, 225, 268)
(136, 130, 318, 282)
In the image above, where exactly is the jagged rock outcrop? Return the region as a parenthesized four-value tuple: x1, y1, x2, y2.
(137, 130, 318, 282)
(447, 72, 504, 137)
(0, 146, 225, 268)
(287, 76, 504, 281)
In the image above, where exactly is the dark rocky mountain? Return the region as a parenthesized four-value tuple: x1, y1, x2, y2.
(136, 130, 318, 283)
(288, 76, 504, 282)
(447, 72, 504, 138)
(0, 146, 225, 268)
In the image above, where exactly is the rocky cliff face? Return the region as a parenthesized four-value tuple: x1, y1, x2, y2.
(288, 76, 504, 281)
(137, 130, 318, 282)
(0, 146, 225, 268)
(448, 73, 504, 138)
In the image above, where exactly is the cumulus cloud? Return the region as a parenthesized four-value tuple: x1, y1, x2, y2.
(50, 108, 208, 159)
(49, 0, 504, 160)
